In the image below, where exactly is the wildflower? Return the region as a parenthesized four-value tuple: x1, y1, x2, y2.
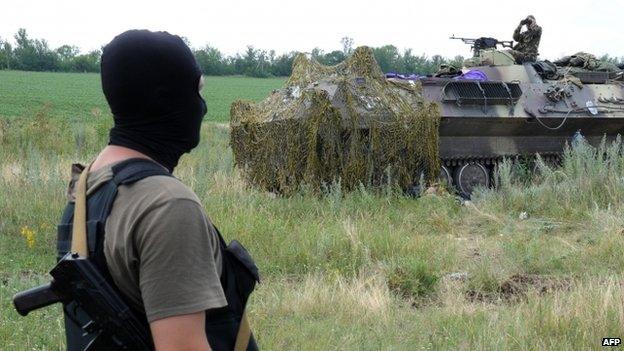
(20, 226, 36, 249)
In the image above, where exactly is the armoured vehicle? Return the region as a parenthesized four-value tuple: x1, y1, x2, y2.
(230, 44, 624, 197)
(420, 37, 624, 196)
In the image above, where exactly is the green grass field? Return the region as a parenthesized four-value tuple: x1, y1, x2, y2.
(0, 71, 284, 122)
(1, 71, 623, 350)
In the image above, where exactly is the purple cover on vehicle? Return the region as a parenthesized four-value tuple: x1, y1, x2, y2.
(453, 70, 487, 81)
(385, 72, 424, 80)
(385, 70, 487, 81)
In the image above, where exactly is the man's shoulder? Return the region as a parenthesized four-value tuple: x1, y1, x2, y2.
(122, 175, 202, 207)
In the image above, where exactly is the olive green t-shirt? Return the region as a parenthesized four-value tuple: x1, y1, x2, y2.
(68, 161, 227, 322)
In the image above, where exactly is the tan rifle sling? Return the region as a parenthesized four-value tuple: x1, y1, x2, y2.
(70, 164, 90, 258)
(234, 310, 252, 351)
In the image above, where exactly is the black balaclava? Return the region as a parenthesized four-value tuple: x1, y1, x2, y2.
(101, 30, 207, 172)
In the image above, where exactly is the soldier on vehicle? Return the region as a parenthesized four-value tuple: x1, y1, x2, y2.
(509, 15, 542, 63)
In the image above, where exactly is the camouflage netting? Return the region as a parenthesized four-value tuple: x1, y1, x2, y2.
(554, 52, 622, 73)
(230, 46, 441, 194)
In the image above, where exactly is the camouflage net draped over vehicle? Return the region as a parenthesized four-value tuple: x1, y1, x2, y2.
(230, 47, 440, 194)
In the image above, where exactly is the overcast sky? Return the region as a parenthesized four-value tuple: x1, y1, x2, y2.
(2, 0, 623, 60)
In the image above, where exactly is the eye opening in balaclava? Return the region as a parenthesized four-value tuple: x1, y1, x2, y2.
(101, 29, 207, 172)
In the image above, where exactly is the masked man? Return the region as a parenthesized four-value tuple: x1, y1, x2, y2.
(59, 30, 257, 350)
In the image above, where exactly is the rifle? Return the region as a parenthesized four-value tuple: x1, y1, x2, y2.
(450, 35, 514, 56)
(13, 252, 153, 350)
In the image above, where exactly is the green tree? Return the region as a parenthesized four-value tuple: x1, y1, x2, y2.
(340, 36, 354, 56)
(425, 55, 444, 73)
(236, 46, 271, 77)
(242, 46, 256, 75)
(448, 55, 465, 69)
(599, 54, 624, 66)
(401, 49, 430, 73)
(13, 28, 59, 71)
(0, 37, 13, 69)
(310, 48, 345, 66)
(311, 47, 324, 62)
(322, 50, 345, 65)
(373, 45, 400, 72)
(270, 52, 296, 76)
(70, 50, 100, 72)
(56, 45, 79, 61)
(194, 46, 226, 75)
(56, 44, 80, 71)
(253, 49, 270, 78)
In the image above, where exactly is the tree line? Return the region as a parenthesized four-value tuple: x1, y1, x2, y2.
(1, 29, 622, 77)
(0, 29, 465, 76)
(0, 29, 101, 73)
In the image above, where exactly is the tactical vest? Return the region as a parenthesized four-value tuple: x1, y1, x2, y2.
(56, 158, 259, 351)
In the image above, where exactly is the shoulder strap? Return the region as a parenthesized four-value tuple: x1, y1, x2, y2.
(112, 158, 171, 185)
(70, 158, 171, 258)
(70, 163, 91, 257)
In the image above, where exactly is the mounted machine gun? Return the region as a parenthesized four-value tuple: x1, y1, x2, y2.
(450, 36, 513, 57)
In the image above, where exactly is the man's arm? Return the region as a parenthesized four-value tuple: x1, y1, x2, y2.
(130, 195, 227, 349)
(513, 23, 524, 42)
(528, 26, 542, 42)
(150, 312, 211, 351)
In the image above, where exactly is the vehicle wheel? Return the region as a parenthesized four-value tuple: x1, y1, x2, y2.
(454, 162, 490, 197)
(438, 165, 453, 187)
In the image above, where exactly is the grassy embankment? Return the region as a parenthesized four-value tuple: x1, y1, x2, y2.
(0, 71, 622, 350)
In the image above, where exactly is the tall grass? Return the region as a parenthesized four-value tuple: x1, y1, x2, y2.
(1, 114, 623, 350)
(490, 136, 624, 221)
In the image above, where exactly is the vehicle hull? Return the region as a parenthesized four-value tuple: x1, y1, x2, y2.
(438, 116, 624, 161)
